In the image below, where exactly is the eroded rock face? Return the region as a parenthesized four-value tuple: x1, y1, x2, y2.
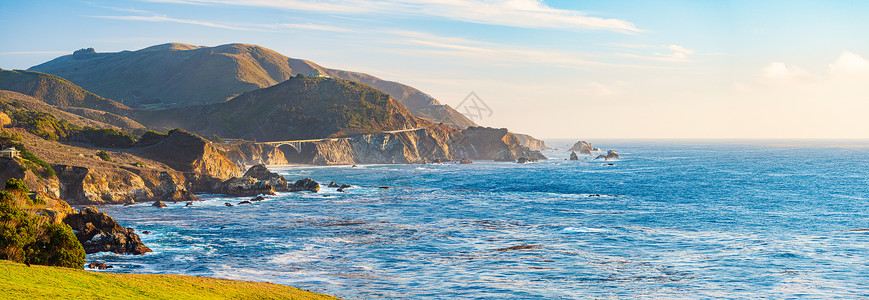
(512, 133, 548, 151)
(606, 150, 619, 160)
(141, 129, 241, 181)
(220, 143, 288, 166)
(290, 178, 320, 192)
(63, 206, 151, 255)
(53, 165, 198, 205)
(569, 151, 579, 160)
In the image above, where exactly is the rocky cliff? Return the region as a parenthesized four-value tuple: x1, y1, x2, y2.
(139, 129, 242, 180)
(53, 165, 197, 205)
(232, 126, 546, 165)
(512, 133, 549, 151)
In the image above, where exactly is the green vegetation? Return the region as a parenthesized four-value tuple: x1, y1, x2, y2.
(79, 127, 136, 148)
(0, 200, 85, 269)
(10, 110, 80, 141)
(96, 150, 112, 162)
(0, 260, 338, 299)
(4, 178, 27, 193)
(134, 130, 169, 146)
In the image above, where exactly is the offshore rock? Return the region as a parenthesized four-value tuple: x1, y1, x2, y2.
(242, 164, 288, 192)
(460, 158, 473, 164)
(494, 149, 516, 162)
(606, 150, 620, 160)
(569, 151, 579, 160)
(291, 178, 320, 192)
(221, 176, 275, 197)
(63, 206, 152, 255)
(152, 200, 166, 208)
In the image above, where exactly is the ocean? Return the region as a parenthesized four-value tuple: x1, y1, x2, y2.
(92, 140, 869, 299)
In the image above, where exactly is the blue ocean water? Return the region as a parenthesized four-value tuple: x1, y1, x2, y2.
(92, 140, 869, 299)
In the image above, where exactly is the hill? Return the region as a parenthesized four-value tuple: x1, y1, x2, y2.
(29, 43, 476, 129)
(0, 69, 130, 114)
(134, 76, 430, 141)
(0, 260, 337, 299)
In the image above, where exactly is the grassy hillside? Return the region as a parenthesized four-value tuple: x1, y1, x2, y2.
(0, 260, 338, 299)
(134, 76, 431, 141)
(0, 69, 130, 114)
(29, 43, 476, 128)
(0, 90, 142, 131)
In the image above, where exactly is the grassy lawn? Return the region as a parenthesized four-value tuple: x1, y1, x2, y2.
(0, 260, 339, 299)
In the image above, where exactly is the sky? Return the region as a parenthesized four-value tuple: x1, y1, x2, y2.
(2, 0, 869, 139)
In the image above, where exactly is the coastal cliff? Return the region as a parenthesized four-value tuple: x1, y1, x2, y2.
(222, 126, 546, 165)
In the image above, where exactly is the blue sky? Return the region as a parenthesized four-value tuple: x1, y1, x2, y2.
(2, 0, 869, 138)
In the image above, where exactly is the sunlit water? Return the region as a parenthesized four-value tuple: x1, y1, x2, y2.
(92, 140, 869, 299)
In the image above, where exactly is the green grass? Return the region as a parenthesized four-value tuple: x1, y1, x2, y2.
(0, 260, 339, 299)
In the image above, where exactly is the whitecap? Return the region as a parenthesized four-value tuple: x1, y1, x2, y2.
(562, 227, 609, 233)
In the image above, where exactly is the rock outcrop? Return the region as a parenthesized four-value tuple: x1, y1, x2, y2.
(221, 177, 275, 197)
(569, 141, 598, 153)
(140, 129, 241, 181)
(220, 142, 288, 166)
(606, 150, 619, 160)
(569, 151, 578, 160)
(242, 164, 288, 192)
(53, 164, 198, 205)
(63, 206, 151, 255)
(290, 178, 320, 192)
(512, 133, 548, 151)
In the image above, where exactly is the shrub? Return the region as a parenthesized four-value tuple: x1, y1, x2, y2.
(0, 191, 13, 204)
(0, 203, 85, 269)
(29, 194, 45, 205)
(96, 150, 111, 162)
(10, 111, 80, 141)
(25, 223, 85, 269)
(134, 130, 168, 147)
(4, 178, 27, 193)
(78, 127, 135, 148)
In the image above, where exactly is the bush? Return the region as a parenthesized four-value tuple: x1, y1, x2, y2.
(10, 111, 80, 141)
(134, 130, 169, 147)
(78, 127, 135, 148)
(0, 191, 13, 204)
(25, 223, 85, 269)
(4, 178, 27, 192)
(0, 203, 85, 269)
(96, 150, 111, 162)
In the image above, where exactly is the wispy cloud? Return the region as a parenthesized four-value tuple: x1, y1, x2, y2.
(617, 44, 695, 62)
(92, 13, 353, 33)
(92, 14, 266, 31)
(141, 0, 641, 32)
(265, 23, 353, 32)
(383, 30, 648, 70)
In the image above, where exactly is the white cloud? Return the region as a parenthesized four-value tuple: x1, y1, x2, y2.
(616, 44, 695, 62)
(142, 0, 640, 32)
(760, 62, 811, 82)
(828, 51, 869, 75)
(384, 30, 620, 70)
(92, 15, 266, 31)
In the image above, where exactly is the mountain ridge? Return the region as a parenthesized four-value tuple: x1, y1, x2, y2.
(30, 43, 477, 129)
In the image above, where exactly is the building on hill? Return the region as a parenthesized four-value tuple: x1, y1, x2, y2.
(0, 147, 20, 159)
